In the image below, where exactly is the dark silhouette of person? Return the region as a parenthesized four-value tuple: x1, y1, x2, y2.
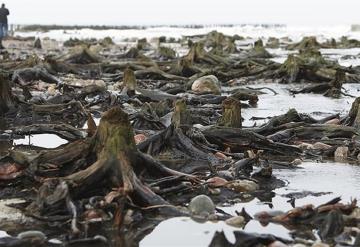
(0, 3, 9, 49)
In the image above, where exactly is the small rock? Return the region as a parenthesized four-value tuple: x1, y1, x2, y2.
(206, 177, 228, 187)
(291, 158, 302, 166)
(311, 243, 330, 247)
(225, 216, 245, 227)
(334, 146, 348, 161)
(217, 170, 234, 180)
(254, 210, 284, 221)
(324, 118, 340, 125)
(123, 210, 134, 225)
(49, 239, 63, 244)
(17, 231, 46, 240)
(313, 142, 332, 150)
(268, 241, 288, 247)
(214, 152, 227, 160)
(191, 75, 221, 95)
(297, 142, 313, 150)
(47, 85, 57, 96)
(226, 180, 259, 192)
(209, 188, 221, 195)
(83, 209, 104, 221)
(134, 134, 147, 144)
(292, 245, 307, 247)
(188, 195, 215, 216)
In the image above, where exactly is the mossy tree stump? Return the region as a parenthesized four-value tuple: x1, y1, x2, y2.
(137, 38, 148, 50)
(64, 46, 101, 64)
(330, 69, 345, 89)
(32, 107, 195, 214)
(347, 97, 360, 128)
(34, 38, 42, 49)
(218, 97, 242, 128)
(324, 69, 345, 98)
(172, 99, 192, 128)
(279, 54, 304, 82)
(64, 107, 166, 202)
(0, 72, 15, 115)
(123, 67, 137, 96)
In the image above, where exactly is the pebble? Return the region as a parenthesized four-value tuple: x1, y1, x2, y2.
(334, 146, 348, 160)
(134, 134, 147, 144)
(225, 216, 245, 227)
(268, 241, 288, 247)
(324, 118, 340, 125)
(214, 152, 227, 160)
(206, 177, 228, 187)
(188, 195, 215, 216)
(311, 243, 330, 247)
(226, 180, 259, 192)
(17, 231, 46, 240)
(191, 75, 221, 95)
(312, 142, 332, 150)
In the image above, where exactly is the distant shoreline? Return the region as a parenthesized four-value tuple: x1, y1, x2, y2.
(14, 23, 287, 32)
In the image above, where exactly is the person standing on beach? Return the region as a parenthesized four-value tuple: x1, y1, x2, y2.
(0, 3, 10, 49)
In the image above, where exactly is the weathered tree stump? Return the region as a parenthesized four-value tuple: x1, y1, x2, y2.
(137, 38, 148, 50)
(248, 39, 272, 58)
(279, 54, 303, 82)
(66, 107, 139, 194)
(0, 72, 15, 115)
(218, 97, 242, 128)
(63, 46, 101, 64)
(346, 96, 360, 129)
(172, 99, 192, 128)
(34, 38, 42, 49)
(29, 107, 194, 215)
(287, 36, 323, 51)
(122, 67, 137, 96)
(324, 70, 345, 98)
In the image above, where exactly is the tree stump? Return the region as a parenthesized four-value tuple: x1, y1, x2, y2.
(123, 67, 137, 96)
(348, 97, 360, 130)
(0, 72, 15, 115)
(31, 107, 195, 215)
(279, 54, 303, 82)
(324, 69, 345, 98)
(218, 97, 242, 128)
(64, 107, 144, 196)
(34, 38, 42, 49)
(171, 99, 192, 128)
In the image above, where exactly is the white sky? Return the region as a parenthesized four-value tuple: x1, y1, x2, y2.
(3, 0, 360, 26)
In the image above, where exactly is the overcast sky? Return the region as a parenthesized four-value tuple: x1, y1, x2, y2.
(3, 0, 360, 26)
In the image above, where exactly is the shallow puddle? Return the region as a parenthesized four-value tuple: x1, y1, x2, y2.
(13, 134, 68, 149)
(141, 161, 360, 247)
(234, 83, 359, 126)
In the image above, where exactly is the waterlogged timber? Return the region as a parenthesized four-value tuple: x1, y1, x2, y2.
(0, 26, 360, 247)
